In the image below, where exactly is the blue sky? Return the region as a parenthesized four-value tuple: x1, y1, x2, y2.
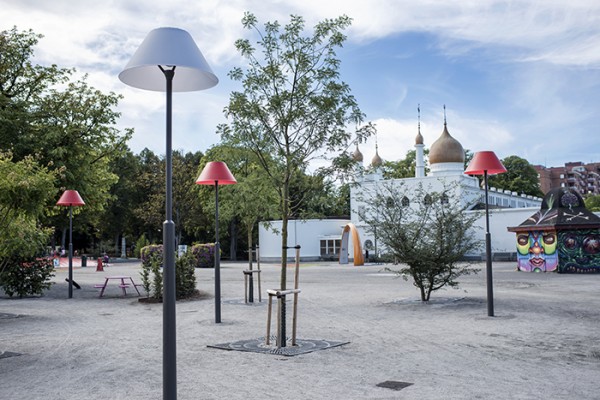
(4, 0, 600, 168)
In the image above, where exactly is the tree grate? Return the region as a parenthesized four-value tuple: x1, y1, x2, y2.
(208, 337, 349, 356)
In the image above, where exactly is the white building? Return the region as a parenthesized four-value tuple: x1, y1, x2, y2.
(259, 115, 542, 263)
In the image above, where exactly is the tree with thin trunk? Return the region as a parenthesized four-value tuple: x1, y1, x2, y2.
(218, 12, 374, 289)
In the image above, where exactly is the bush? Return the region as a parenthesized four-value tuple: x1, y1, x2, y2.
(139, 244, 197, 300)
(190, 243, 217, 268)
(134, 234, 150, 259)
(0, 257, 55, 298)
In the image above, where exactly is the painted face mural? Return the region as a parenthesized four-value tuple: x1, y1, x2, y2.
(516, 231, 558, 272)
(558, 231, 600, 273)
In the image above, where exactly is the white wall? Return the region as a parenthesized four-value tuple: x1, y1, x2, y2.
(259, 219, 351, 261)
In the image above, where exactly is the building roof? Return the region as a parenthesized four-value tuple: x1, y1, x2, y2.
(507, 188, 600, 231)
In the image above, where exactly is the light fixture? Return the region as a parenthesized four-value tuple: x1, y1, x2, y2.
(119, 27, 217, 400)
(196, 161, 237, 323)
(56, 190, 85, 299)
(465, 151, 507, 317)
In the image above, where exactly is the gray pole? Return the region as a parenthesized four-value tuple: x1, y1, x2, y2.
(483, 171, 494, 317)
(215, 181, 221, 323)
(68, 206, 73, 299)
(161, 66, 177, 400)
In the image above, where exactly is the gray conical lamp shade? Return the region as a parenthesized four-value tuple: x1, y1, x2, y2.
(118, 27, 218, 92)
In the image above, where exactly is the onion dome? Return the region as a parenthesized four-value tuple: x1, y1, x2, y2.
(352, 144, 363, 162)
(428, 122, 464, 164)
(371, 147, 383, 168)
(415, 130, 424, 145)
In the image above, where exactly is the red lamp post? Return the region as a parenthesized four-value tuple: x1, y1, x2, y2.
(56, 190, 85, 299)
(196, 161, 237, 323)
(465, 151, 507, 316)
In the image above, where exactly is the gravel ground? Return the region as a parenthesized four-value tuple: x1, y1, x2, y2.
(1, 260, 599, 400)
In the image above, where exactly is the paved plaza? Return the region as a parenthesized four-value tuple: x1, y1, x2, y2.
(1, 260, 599, 399)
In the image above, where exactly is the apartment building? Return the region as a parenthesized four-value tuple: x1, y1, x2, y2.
(534, 162, 600, 195)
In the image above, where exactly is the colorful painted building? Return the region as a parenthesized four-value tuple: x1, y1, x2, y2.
(507, 188, 600, 273)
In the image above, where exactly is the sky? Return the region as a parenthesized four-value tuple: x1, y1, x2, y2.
(3, 0, 600, 169)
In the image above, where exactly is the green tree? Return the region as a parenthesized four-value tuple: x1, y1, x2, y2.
(359, 182, 481, 301)
(218, 12, 374, 288)
(0, 27, 131, 249)
(584, 195, 600, 212)
(381, 149, 429, 179)
(486, 155, 543, 197)
(0, 153, 56, 293)
(198, 144, 278, 261)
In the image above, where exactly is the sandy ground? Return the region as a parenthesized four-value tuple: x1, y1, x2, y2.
(1, 259, 599, 400)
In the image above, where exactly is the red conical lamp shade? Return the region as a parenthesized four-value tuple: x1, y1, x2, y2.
(56, 190, 85, 207)
(465, 151, 507, 176)
(196, 161, 237, 185)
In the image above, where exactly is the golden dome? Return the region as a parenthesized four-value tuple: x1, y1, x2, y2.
(415, 131, 424, 145)
(428, 123, 464, 164)
(352, 144, 363, 162)
(371, 148, 383, 167)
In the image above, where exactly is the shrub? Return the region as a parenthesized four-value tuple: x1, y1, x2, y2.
(0, 257, 55, 298)
(139, 244, 197, 300)
(134, 234, 150, 259)
(190, 243, 217, 268)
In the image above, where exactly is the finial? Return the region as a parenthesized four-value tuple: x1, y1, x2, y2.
(418, 104, 421, 132)
(443, 104, 447, 126)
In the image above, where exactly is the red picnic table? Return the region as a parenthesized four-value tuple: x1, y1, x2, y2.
(94, 276, 141, 297)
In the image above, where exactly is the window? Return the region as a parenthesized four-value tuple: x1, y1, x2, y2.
(424, 194, 433, 206)
(560, 174, 565, 179)
(441, 193, 449, 204)
(401, 196, 410, 207)
(320, 239, 341, 256)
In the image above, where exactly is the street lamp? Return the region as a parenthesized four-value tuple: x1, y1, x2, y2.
(465, 151, 507, 317)
(118, 27, 217, 400)
(196, 161, 237, 323)
(56, 190, 85, 299)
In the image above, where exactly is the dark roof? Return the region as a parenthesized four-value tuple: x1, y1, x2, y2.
(507, 188, 600, 232)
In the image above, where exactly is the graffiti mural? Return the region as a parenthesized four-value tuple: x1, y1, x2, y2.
(516, 231, 558, 272)
(557, 230, 600, 273)
(508, 187, 600, 273)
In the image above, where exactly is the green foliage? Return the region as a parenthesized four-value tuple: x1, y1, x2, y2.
(134, 234, 150, 259)
(0, 257, 54, 298)
(486, 155, 543, 197)
(139, 245, 197, 300)
(218, 12, 374, 288)
(0, 153, 56, 277)
(381, 149, 429, 179)
(0, 27, 131, 256)
(584, 195, 600, 212)
(359, 182, 481, 301)
(175, 252, 197, 298)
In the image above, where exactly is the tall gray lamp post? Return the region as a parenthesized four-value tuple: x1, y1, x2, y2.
(119, 27, 217, 400)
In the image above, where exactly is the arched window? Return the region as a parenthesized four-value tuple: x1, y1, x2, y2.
(441, 193, 449, 204)
(401, 196, 410, 207)
(424, 194, 433, 206)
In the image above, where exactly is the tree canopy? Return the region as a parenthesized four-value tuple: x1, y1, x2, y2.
(486, 155, 543, 197)
(218, 12, 374, 288)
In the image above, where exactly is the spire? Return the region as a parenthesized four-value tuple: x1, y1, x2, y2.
(371, 134, 382, 168)
(443, 104, 447, 126)
(415, 104, 425, 177)
(415, 104, 424, 145)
